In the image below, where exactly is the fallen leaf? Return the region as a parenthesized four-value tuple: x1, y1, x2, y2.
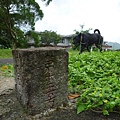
(68, 93, 80, 99)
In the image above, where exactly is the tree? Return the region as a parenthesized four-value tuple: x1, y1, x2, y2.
(42, 0, 52, 5)
(40, 30, 61, 46)
(0, 0, 52, 49)
(74, 24, 92, 34)
(25, 30, 41, 47)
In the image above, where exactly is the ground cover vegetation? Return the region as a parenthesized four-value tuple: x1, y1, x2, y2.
(0, 64, 14, 77)
(68, 51, 120, 115)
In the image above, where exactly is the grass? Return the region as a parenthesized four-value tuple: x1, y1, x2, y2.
(0, 49, 13, 58)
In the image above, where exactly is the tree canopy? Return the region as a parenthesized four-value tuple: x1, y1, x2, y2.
(0, 0, 52, 49)
(74, 25, 92, 34)
(26, 30, 61, 47)
(40, 30, 61, 46)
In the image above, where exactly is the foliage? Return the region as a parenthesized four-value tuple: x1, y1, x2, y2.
(68, 51, 120, 115)
(25, 31, 41, 47)
(42, 0, 52, 5)
(0, 49, 12, 58)
(0, 0, 52, 49)
(15, 28, 29, 48)
(0, 64, 14, 77)
(40, 30, 61, 46)
(74, 24, 92, 34)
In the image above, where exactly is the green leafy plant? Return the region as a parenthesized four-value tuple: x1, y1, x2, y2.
(68, 51, 120, 115)
(0, 64, 14, 77)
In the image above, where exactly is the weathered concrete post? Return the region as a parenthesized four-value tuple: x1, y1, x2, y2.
(12, 47, 68, 115)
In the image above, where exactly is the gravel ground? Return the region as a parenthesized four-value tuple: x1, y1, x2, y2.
(0, 59, 13, 66)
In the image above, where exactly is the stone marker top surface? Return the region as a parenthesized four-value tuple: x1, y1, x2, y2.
(14, 47, 66, 51)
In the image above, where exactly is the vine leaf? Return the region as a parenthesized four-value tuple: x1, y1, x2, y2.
(77, 103, 87, 114)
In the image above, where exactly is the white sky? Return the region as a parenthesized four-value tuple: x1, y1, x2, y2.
(35, 0, 120, 43)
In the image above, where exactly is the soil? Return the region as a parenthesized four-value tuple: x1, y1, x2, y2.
(0, 76, 14, 94)
(0, 75, 24, 120)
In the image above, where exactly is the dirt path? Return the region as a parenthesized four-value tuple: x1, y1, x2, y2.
(0, 59, 13, 66)
(0, 68, 15, 93)
(0, 76, 15, 95)
(0, 76, 24, 120)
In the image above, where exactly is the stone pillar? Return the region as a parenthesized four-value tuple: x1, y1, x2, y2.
(12, 47, 68, 115)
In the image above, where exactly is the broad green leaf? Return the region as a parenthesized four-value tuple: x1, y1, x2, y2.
(103, 110, 109, 115)
(77, 103, 87, 114)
